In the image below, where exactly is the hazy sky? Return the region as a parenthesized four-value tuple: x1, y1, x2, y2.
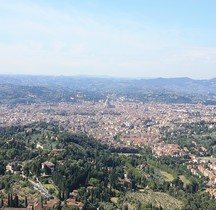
(0, 0, 216, 79)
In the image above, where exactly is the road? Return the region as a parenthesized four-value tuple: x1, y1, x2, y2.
(22, 175, 52, 198)
(28, 179, 52, 198)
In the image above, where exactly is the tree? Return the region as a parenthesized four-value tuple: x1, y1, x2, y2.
(122, 203, 128, 210)
(14, 194, 19, 208)
(0, 161, 5, 175)
(1, 197, 4, 207)
(25, 196, 28, 207)
(7, 193, 10, 207)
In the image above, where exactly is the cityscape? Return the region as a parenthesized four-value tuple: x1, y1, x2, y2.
(1, 0, 216, 209)
(0, 76, 216, 209)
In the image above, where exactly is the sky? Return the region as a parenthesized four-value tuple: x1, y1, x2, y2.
(0, 0, 216, 79)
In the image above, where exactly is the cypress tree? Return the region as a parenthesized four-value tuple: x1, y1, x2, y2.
(57, 190, 61, 200)
(14, 194, 19, 208)
(41, 196, 43, 208)
(1, 197, 4, 207)
(10, 194, 13, 207)
(61, 191, 64, 201)
(25, 196, 28, 207)
(7, 194, 10, 207)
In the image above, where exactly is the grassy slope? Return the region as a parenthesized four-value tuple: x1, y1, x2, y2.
(159, 170, 174, 182)
(123, 190, 183, 210)
(179, 175, 190, 186)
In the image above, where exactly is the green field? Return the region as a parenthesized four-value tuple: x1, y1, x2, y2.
(43, 180, 59, 195)
(160, 170, 174, 181)
(179, 175, 190, 186)
(111, 197, 118, 204)
(123, 191, 183, 210)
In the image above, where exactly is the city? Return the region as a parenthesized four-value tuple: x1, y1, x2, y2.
(1, 98, 216, 204)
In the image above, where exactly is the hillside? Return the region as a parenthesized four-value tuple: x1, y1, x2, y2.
(0, 122, 216, 209)
(1, 75, 216, 104)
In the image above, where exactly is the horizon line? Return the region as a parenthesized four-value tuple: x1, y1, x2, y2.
(0, 73, 215, 81)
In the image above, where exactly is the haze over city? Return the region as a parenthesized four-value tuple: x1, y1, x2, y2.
(0, 0, 216, 79)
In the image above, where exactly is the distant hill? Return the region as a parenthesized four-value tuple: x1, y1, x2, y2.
(0, 74, 216, 104)
(0, 74, 216, 93)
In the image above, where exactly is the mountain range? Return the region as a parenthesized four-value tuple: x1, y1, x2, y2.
(0, 74, 216, 104)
